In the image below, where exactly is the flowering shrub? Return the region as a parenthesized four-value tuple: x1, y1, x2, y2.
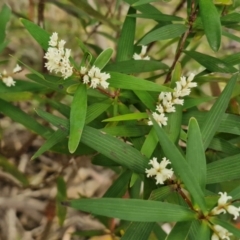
(1, 0, 240, 239)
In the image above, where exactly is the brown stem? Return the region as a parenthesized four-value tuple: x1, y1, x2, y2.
(165, 1, 198, 83)
(175, 182, 196, 211)
(172, 0, 186, 15)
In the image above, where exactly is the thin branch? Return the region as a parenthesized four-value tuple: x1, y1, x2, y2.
(165, 1, 198, 83)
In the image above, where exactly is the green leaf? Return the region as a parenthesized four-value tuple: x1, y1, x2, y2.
(69, 0, 117, 30)
(200, 74, 238, 150)
(182, 111, 240, 136)
(93, 48, 113, 70)
(128, 13, 183, 22)
(0, 98, 51, 138)
(149, 186, 172, 201)
(199, 0, 221, 51)
(207, 153, 240, 184)
(132, 0, 158, 6)
(184, 51, 238, 73)
(101, 125, 150, 137)
(26, 74, 73, 93)
(141, 128, 158, 158)
(31, 129, 68, 160)
(21, 18, 50, 51)
(104, 60, 168, 74)
(165, 221, 191, 240)
(0, 80, 44, 93)
(134, 90, 156, 111)
(103, 170, 132, 198)
(188, 220, 210, 240)
(56, 177, 67, 226)
(116, 6, 136, 61)
(66, 198, 196, 222)
(150, 115, 207, 212)
(139, 24, 187, 45)
(0, 4, 11, 45)
(186, 118, 206, 191)
(122, 222, 155, 240)
(103, 112, 148, 122)
(68, 84, 87, 153)
(221, 13, 240, 23)
(81, 126, 148, 173)
(0, 155, 29, 187)
(86, 99, 112, 124)
(108, 72, 173, 92)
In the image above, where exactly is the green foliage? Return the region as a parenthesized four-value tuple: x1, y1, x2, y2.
(1, 1, 240, 239)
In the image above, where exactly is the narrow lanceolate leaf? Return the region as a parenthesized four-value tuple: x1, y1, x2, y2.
(0, 155, 29, 187)
(81, 126, 148, 173)
(103, 112, 148, 122)
(207, 153, 240, 184)
(108, 72, 173, 92)
(21, 19, 50, 51)
(201, 74, 238, 150)
(68, 84, 87, 153)
(139, 24, 187, 45)
(0, 98, 51, 139)
(116, 6, 136, 61)
(0, 4, 11, 45)
(31, 129, 68, 160)
(150, 115, 207, 212)
(199, 0, 221, 51)
(66, 198, 195, 222)
(103, 170, 132, 198)
(104, 60, 168, 74)
(165, 221, 191, 240)
(128, 13, 183, 22)
(93, 48, 113, 70)
(56, 177, 67, 226)
(141, 128, 158, 158)
(184, 51, 238, 73)
(229, 185, 240, 200)
(188, 220, 210, 240)
(122, 222, 155, 240)
(186, 118, 206, 192)
(134, 90, 156, 111)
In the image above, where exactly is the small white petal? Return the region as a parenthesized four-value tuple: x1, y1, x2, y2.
(226, 205, 240, 220)
(2, 76, 16, 87)
(13, 64, 22, 73)
(218, 192, 232, 205)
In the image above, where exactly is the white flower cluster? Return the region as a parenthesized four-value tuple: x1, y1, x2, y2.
(211, 225, 232, 240)
(44, 32, 73, 79)
(148, 73, 197, 127)
(145, 157, 174, 184)
(211, 192, 240, 220)
(0, 64, 22, 87)
(80, 65, 110, 89)
(133, 45, 150, 60)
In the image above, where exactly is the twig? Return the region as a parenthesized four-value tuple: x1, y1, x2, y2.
(165, 1, 198, 83)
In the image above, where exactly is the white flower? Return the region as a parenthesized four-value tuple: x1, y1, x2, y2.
(211, 225, 233, 240)
(145, 157, 174, 184)
(82, 65, 110, 89)
(173, 73, 196, 98)
(44, 32, 73, 79)
(133, 45, 150, 60)
(49, 32, 58, 46)
(13, 64, 22, 73)
(148, 112, 168, 127)
(0, 64, 22, 87)
(211, 192, 240, 220)
(2, 75, 16, 87)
